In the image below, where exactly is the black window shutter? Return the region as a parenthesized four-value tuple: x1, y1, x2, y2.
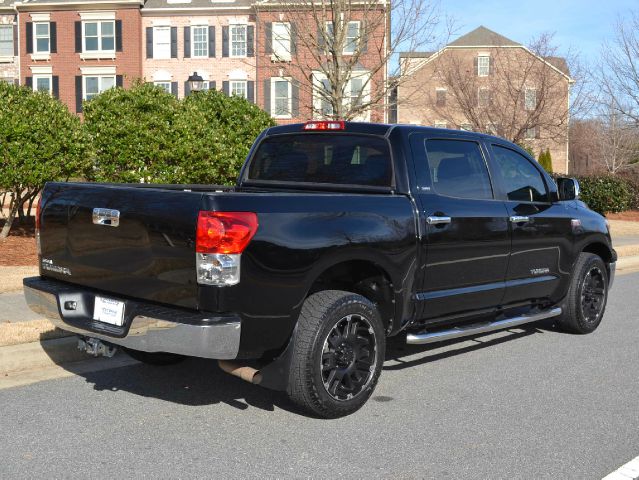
(264, 22, 272, 54)
(75, 76, 83, 113)
(361, 26, 367, 53)
(488, 58, 493, 75)
(222, 26, 229, 57)
(75, 22, 82, 53)
(222, 81, 229, 95)
(290, 22, 297, 55)
(146, 27, 153, 58)
(25, 22, 33, 54)
(247, 80, 254, 103)
(170, 27, 177, 58)
(317, 26, 325, 52)
(52, 76, 59, 98)
(210, 81, 216, 90)
(535, 127, 541, 139)
(50, 22, 57, 53)
(263, 79, 271, 114)
(183, 26, 191, 58)
(25, 76, 32, 89)
(171, 81, 178, 97)
(13, 24, 18, 56)
(473, 56, 478, 75)
(291, 80, 299, 117)
(208, 26, 215, 57)
(247, 26, 254, 57)
(115, 20, 123, 52)
(184, 81, 191, 97)
(13, 78, 19, 86)
(116, 75, 123, 88)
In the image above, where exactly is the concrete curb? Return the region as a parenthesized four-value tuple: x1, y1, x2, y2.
(0, 336, 89, 376)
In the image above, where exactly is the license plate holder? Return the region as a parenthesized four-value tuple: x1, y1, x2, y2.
(93, 296, 126, 326)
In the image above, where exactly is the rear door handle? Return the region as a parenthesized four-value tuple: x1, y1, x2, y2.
(426, 216, 451, 225)
(510, 215, 530, 223)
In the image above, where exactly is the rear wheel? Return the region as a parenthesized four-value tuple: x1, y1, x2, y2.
(123, 348, 186, 366)
(287, 290, 385, 418)
(557, 252, 609, 334)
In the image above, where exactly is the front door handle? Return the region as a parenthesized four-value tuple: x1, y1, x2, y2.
(426, 215, 452, 225)
(510, 215, 530, 224)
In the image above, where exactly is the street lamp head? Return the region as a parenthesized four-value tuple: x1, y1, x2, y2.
(187, 72, 205, 93)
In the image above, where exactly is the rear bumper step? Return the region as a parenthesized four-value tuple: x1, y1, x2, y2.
(23, 277, 241, 360)
(406, 307, 562, 345)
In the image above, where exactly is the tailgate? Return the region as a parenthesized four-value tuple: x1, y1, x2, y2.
(39, 183, 203, 309)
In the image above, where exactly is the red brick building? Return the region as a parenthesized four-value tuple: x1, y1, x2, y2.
(254, 3, 388, 124)
(16, 0, 143, 113)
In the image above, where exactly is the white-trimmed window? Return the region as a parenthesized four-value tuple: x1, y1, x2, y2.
(34, 22, 50, 54)
(460, 123, 473, 131)
(230, 25, 247, 57)
(524, 127, 537, 139)
(271, 78, 291, 118)
(230, 80, 247, 98)
(0, 25, 12, 57)
(326, 20, 361, 54)
(525, 87, 536, 111)
(155, 81, 171, 94)
(33, 74, 52, 94)
(477, 55, 490, 76)
(153, 26, 171, 60)
(192, 25, 208, 57)
(83, 21, 115, 53)
(478, 87, 491, 107)
(344, 21, 360, 54)
(313, 73, 333, 117)
(434, 121, 447, 128)
(435, 87, 446, 107)
(84, 75, 115, 100)
(272, 22, 290, 60)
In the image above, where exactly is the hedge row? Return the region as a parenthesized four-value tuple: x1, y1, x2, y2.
(575, 175, 639, 215)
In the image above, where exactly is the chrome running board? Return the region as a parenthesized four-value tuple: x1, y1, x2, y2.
(406, 307, 562, 345)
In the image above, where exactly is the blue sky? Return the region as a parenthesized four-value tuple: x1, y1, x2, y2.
(438, 0, 637, 65)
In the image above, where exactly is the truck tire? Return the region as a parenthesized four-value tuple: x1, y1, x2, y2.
(122, 348, 186, 366)
(556, 252, 609, 334)
(287, 290, 385, 418)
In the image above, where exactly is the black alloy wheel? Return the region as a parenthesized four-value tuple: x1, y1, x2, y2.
(320, 313, 377, 401)
(580, 265, 606, 324)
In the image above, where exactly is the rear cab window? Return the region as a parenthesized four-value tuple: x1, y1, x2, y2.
(245, 134, 393, 188)
(423, 139, 493, 200)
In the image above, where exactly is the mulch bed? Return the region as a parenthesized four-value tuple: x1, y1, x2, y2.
(606, 210, 639, 222)
(0, 219, 38, 267)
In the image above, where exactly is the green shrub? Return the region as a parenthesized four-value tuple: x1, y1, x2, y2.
(166, 89, 275, 185)
(538, 148, 553, 173)
(0, 82, 89, 238)
(83, 83, 275, 185)
(576, 175, 635, 214)
(83, 81, 179, 183)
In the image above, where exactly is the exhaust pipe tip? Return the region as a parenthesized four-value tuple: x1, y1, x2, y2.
(218, 360, 262, 385)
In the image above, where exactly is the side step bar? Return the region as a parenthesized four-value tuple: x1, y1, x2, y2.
(406, 307, 562, 345)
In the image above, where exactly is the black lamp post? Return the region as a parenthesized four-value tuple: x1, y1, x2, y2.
(187, 72, 204, 93)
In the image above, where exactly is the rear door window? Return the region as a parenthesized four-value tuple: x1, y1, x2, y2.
(424, 139, 493, 200)
(246, 134, 393, 187)
(491, 145, 548, 203)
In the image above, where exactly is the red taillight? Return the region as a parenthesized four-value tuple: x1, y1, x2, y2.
(35, 196, 42, 231)
(303, 120, 345, 131)
(196, 211, 258, 254)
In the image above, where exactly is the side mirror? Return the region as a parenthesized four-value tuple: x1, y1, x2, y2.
(556, 177, 580, 201)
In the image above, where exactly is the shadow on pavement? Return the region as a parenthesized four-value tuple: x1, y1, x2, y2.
(37, 318, 558, 415)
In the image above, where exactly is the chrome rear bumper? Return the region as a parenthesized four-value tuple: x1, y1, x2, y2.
(609, 261, 616, 289)
(23, 277, 241, 360)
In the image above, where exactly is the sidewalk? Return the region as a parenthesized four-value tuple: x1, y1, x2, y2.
(0, 292, 43, 324)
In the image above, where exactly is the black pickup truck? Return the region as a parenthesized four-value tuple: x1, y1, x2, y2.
(24, 121, 616, 418)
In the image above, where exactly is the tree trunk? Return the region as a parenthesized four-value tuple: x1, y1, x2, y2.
(0, 195, 20, 239)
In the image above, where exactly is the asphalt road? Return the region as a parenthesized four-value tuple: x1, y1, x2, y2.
(1, 273, 639, 479)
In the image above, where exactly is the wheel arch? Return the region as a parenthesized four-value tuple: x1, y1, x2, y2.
(305, 258, 397, 334)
